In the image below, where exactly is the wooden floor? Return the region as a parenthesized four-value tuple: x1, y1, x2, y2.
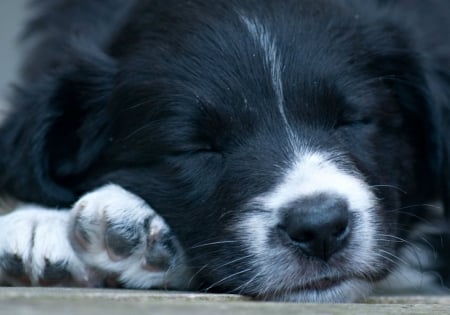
(1, 287, 450, 315)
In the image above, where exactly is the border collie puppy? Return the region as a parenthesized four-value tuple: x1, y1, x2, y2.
(0, 0, 449, 303)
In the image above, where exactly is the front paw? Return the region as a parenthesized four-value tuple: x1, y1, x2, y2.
(0, 206, 91, 286)
(68, 184, 189, 289)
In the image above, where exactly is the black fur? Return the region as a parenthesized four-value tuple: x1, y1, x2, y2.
(1, 0, 449, 300)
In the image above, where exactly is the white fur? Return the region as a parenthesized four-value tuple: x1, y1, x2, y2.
(0, 205, 88, 286)
(0, 184, 188, 289)
(235, 151, 379, 300)
(240, 15, 289, 129)
(279, 279, 373, 303)
(69, 184, 188, 289)
(243, 151, 376, 263)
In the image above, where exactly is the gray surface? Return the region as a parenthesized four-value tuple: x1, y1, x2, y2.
(1, 288, 450, 315)
(0, 0, 27, 98)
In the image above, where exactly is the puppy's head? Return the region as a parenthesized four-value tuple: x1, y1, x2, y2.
(4, 0, 449, 302)
(101, 3, 445, 301)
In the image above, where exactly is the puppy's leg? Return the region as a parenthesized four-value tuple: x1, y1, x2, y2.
(68, 184, 189, 289)
(0, 206, 92, 286)
(0, 185, 189, 289)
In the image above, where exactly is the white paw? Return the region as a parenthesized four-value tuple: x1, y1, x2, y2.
(0, 206, 90, 286)
(68, 184, 189, 289)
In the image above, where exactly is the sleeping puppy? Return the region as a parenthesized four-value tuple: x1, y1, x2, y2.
(0, 0, 450, 302)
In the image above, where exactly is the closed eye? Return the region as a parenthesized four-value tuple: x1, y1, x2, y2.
(172, 143, 223, 157)
(334, 117, 374, 129)
(192, 145, 220, 154)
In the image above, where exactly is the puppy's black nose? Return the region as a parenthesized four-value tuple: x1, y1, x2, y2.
(279, 194, 351, 261)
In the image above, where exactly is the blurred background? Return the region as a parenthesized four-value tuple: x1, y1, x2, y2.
(0, 0, 27, 100)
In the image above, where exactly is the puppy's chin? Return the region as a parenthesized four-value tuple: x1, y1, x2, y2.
(260, 279, 373, 303)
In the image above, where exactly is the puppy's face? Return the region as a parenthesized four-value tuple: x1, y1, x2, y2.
(97, 1, 431, 302)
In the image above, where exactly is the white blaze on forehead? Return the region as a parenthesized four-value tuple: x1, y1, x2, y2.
(240, 15, 289, 128)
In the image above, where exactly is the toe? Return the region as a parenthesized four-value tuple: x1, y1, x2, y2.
(0, 253, 31, 285)
(39, 260, 72, 286)
(142, 215, 180, 272)
(144, 233, 177, 271)
(104, 222, 141, 261)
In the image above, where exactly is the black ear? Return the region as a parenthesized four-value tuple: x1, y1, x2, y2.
(367, 24, 450, 217)
(428, 67, 450, 219)
(373, 14, 450, 218)
(388, 50, 450, 220)
(0, 46, 117, 206)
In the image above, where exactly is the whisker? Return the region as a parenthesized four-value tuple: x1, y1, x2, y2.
(377, 249, 409, 267)
(373, 234, 432, 270)
(234, 270, 265, 295)
(387, 203, 441, 213)
(370, 184, 406, 194)
(417, 236, 437, 256)
(205, 268, 253, 292)
(189, 240, 239, 250)
(384, 204, 442, 226)
(187, 264, 209, 289)
(372, 237, 406, 244)
(371, 252, 402, 270)
(209, 254, 254, 272)
(375, 233, 411, 244)
(187, 254, 254, 289)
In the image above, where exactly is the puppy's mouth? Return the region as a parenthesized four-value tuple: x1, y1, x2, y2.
(296, 277, 346, 291)
(258, 276, 353, 301)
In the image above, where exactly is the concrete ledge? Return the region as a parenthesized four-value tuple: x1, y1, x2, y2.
(0, 287, 248, 303)
(1, 288, 450, 315)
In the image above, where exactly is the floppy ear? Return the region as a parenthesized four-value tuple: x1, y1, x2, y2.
(0, 46, 117, 206)
(388, 52, 450, 219)
(367, 26, 450, 217)
(428, 68, 450, 219)
(399, 46, 450, 218)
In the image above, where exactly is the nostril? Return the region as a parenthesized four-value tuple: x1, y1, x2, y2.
(277, 225, 316, 248)
(293, 231, 315, 244)
(332, 223, 350, 240)
(278, 194, 352, 260)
